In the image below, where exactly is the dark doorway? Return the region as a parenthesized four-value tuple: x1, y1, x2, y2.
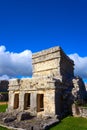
(14, 93, 19, 109)
(24, 93, 30, 110)
(37, 94, 44, 112)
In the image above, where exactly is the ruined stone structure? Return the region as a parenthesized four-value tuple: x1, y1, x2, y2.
(7, 46, 87, 118)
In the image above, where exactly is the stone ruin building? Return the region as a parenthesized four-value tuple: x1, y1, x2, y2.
(7, 46, 87, 118)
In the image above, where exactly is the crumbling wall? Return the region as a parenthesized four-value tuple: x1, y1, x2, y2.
(72, 76, 87, 104)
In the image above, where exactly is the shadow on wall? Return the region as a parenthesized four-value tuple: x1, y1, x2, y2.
(54, 77, 87, 119)
(55, 86, 74, 119)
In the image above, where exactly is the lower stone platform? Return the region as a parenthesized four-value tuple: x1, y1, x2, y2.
(0, 112, 59, 130)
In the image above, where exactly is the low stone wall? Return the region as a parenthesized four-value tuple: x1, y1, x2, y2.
(72, 104, 87, 118)
(0, 112, 59, 130)
(78, 107, 87, 118)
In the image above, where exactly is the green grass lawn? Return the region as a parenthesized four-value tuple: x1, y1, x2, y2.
(50, 116, 87, 130)
(0, 104, 8, 112)
(0, 104, 9, 130)
(0, 126, 9, 130)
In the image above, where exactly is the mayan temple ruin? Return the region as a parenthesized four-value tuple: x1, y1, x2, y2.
(7, 46, 87, 120)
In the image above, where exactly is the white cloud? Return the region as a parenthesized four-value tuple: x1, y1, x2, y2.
(0, 45, 87, 80)
(0, 45, 32, 80)
(69, 53, 87, 79)
(0, 75, 9, 80)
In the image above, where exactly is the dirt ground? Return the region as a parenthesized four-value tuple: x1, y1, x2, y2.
(0, 102, 8, 105)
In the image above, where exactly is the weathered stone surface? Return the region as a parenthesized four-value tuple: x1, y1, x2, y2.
(0, 112, 59, 130)
(72, 104, 87, 118)
(72, 76, 87, 104)
(32, 46, 74, 78)
(41, 118, 59, 130)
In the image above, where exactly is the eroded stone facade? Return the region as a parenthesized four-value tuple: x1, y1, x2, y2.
(7, 46, 87, 118)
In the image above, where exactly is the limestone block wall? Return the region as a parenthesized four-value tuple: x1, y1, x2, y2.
(9, 79, 20, 91)
(32, 46, 74, 82)
(19, 78, 56, 116)
(20, 77, 56, 90)
(32, 46, 61, 77)
(8, 77, 61, 117)
(44, 89, 55, 116)
(72, 105, 87, 118)
(8, 79, 20, 112)
(72, 77, 87, 101)
(7, 91, 15, 111)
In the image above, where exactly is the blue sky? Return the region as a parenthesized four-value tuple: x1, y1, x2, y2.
(0, 0, 87, 81)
